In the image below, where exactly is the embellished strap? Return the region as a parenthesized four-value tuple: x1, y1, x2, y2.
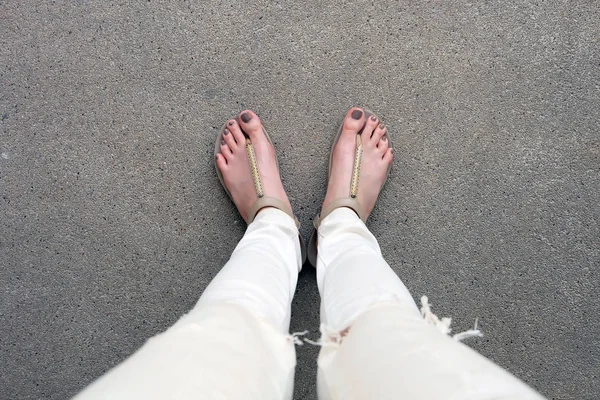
(244, 137, 300, 228)
(350, 134, 363, 198)
(312, 134, 366, 229)
(245, 138, 264, 198)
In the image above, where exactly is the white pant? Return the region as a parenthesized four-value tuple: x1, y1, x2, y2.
(74, 208, 545, 400)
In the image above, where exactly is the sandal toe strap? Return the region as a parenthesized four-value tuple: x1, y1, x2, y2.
(244, 137, 301, 229)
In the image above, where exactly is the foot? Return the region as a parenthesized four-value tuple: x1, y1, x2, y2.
(216, 110, 292, 223)
(322, 107, 393, 219)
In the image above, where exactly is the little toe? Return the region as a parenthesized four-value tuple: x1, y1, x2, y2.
(383, 147, 394, 163)
(377, 135, 389, 154)
(216, 153, 228, 169)
(238, 110, 264, 140)
(220, 142, 233, 159)
(226, 119, 246, 144)
(342, 107, 366, 137)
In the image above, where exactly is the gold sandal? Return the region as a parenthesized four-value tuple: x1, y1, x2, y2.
(214, 116, 307, 264)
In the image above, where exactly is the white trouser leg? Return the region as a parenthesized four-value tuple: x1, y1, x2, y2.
(74, 208, 302, 400)
(315, 208, 545, 400)
(197, 208, 302, 333)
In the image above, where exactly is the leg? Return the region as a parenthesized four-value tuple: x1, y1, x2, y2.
(198, 207, 302, 333)
(315, 108, 545, 400)
(316, 209, 544, 400)
(75, 111, 302, 400)
(316, 208, 419, 331)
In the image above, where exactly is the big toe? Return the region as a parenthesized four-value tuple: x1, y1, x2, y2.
(238, 110, 264, 139)
(341, 107, 366, 136)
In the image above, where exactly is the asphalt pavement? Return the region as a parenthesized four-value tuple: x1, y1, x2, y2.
(1, 1, 598, 399)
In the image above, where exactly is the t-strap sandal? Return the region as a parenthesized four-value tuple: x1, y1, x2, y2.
(214, 117, 307, 264)
(307, 110, 392, 267)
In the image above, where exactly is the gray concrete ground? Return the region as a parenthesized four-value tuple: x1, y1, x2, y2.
(1, 0, 598, 399)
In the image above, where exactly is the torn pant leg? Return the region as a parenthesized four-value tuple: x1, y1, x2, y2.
(316, 208, 419, 332)
(74, 208, 302, 400)
(315, 208, 545, 400)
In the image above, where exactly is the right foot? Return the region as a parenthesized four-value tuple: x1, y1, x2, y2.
(216, 110, 292, 222)
(321, 107, 393, 219)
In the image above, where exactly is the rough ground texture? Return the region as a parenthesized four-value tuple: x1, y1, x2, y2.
(1, 1, 598, 399)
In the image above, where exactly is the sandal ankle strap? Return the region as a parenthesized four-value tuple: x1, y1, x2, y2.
(313, 198, 366, 229)
(248, 196, 300, 228)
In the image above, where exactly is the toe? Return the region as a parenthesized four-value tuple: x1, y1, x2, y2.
(341, 107, 366, 136)
(216, 153, 228, 169)
(223, 128, 237, 152)
(220, 142, 233, 159)
(238, 110, 263, 140)
(362, 113, 379, 145)
(372, 123, 387, 142)
(226, 119, 246, 145)
(383, 147, 394, 163)
(377, 135, 389, 154)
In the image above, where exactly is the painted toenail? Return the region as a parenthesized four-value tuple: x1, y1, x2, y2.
(379, 123, 385, 130)
(351, 110, 363, 120)
(241, 112, 252, 123)
(228, 120, 234, 126)
(371, 115, 377, 121)
(221, 139, 226, 145)
(382, 136, 387, 141)
(224, 129, 230, 135)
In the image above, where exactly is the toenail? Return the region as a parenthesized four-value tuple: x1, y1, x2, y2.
(221, 139, 226, 145)
(379, 123, 386, 130)
(370, 115, 377, 121)
(241, 112, 252, 123)
(224, 129, 230, 135)
(228, 120, 234, 126)
(351, 110, 363, 120)
(382, 136, 387, 141)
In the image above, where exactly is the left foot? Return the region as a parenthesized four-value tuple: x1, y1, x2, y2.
(216, 110, 292, 222)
